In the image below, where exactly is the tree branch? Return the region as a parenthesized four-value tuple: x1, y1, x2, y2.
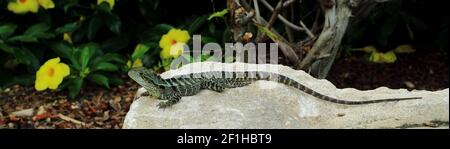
(259, 0, 315, 38)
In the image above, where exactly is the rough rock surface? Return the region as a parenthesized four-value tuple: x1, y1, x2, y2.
(123, 62, 449, 129)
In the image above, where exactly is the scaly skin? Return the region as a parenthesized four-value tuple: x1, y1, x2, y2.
(128, 67, 421, 108)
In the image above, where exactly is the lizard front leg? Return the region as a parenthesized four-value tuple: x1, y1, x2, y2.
(133, 91, 149, 101)
(157, 90, 182, 109)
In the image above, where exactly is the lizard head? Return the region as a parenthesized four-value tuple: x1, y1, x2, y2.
(128, 67, 163, 98)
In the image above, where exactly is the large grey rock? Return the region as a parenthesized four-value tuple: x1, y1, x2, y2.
(123, 62, 449, 129)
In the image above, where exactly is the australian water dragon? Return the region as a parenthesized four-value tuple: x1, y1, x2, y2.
(128, 67, 421, 108)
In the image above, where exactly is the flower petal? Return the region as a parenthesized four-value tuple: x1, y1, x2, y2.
(44, 57, 61, 66)
(35, 77, 48, 91)
(169, 42, 185, 58)
(55, 63, 70, 77)
(47, 75, 63, 90)
(174, 30, 190, 43)
(7, 0, 40, 14)
(38, 0, 55, 9)
(160, 47, 172, 59)
(159, 34, 173, 49)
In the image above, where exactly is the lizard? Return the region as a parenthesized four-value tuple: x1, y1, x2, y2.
(128, 67, 422, 108)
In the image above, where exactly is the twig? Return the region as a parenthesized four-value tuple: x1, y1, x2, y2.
(266, 1, 283, 28)
(259, 0, 315, 38)
(255, 17, 300, 65)
(253, 0, 261, 23)
(58, 113, 86, 126)
(299, 21, 315, 39)
(284, 8, 294, 42)
(258, 0, 284, 42)
(311, 9, 321, 34)
(259, 0, 300, 29)
(282, 0, 296, 8)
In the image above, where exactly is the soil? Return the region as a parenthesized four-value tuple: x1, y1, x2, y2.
(327, 51, 448, 91)
(0, 51, 447, 129)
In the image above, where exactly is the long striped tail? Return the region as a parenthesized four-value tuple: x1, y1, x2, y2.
(250, 71, 422, 105)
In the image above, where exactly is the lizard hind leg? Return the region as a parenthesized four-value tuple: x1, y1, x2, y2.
(208, 85, 226, 92)
(228, 80, 252, 88)
(204, 80, 227, 92)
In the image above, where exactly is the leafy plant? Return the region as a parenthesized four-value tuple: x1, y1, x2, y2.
(0, 0, 231, 97)
(49, 42, 125, 98)
(345, 0, 427, 48)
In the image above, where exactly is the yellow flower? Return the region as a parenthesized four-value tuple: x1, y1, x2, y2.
(37, 0, 54, 9)
(369, 51, 397, 63)
(7, 0, 54, 14)
(97, 0, 115, 9)
(35, 57, 70, 91)
(127, 58, 143, 68)
(159, 28, 190, 59)
(7, 0, 40, 14)
(160, 42, 187, 59)
(63, 33, 72, 43)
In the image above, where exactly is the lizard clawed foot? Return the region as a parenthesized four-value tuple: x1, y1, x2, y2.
(157, 100, 177, 109)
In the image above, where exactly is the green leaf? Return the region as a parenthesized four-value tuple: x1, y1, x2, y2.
(88, 73, 109, 88)
(222, 28, 232, 43)
(96, 2, 121, 34)
(49, 42, 81, 70)
(88, 16, 103, 40)
(140, 24, 173, 42)
(24, 23, 51, 37)
(188, 15, 208, 33)
(138, 0, 161, 24)
(201, 36, 218, 44)
(0, 24, 17, 39)
(101, 35, 130, 52)
(94, 62, 118, 71)
(109, 75, 124, 86)
(8, 35, 38, 43)
(13, 48, 40, 71)
(0, 40, 14, 54)
(400, 12, 427, 31)
(0, 74, 34, 89)
(209, 23, 216, 35)
(131, 43, 151, 61)
(101, 53, 126, 63)
(80, 47, 91, 69)
(376, 15, 399, 47)
(97, 2, 112, 12)
(49, 42, 73, 60)
(104, 14, 121, 34)
(208, 9, 228, 20)
(254, 23, 280, 41)
(89, 53, 125, 70)
(55, 23, 80, 34)
(63, 0, 79, 13)
(8, 23, 53, 42)
(68, 78, 83, 99)
(153, 24, 173, 33)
